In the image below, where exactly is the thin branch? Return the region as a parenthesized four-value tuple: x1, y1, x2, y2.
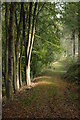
(36, 3, 45, 16)
(15, 10, 18, 32)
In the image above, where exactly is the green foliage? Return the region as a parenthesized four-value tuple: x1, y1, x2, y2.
(66, 63, 80, 82)
(62, 2, 78, 30)
(30, 3, 62, 77)
(60, 2, 79, 57)
(68, 92, 78, 101)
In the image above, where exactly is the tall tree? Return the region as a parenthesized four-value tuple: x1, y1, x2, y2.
(5, 3, 9, 96)
(0, 1, 2, 104)
(7, 3, 15, 100)
(26, 3, 38, 86)
(72, 28, 75, 59)
(18, 4, 25, 88)
(15, 3, 23, 91)
(78, 2, 80, 63)
(25, 3, 32, 86)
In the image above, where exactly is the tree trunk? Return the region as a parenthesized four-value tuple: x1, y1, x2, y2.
(72, 29, 75, 60)
(15, 3, 23, 91)
(26, 26, 35, 86)
(0, 2, 2, 113)
(22, 4, 27, 85)
(25, 3, 32, 86)
(26, 3, 37, 86)
(26, 64, 31, 86)
(78, 2, 80, 63)
(13, 51, 17, 93)
(18, 4, 26, 87)
(7, 3, 15, 100)
(16, 61, 19, 90)
(5, 3, 9, 96)
(19, 57, 22, 88)
(18, 37, 23, 88)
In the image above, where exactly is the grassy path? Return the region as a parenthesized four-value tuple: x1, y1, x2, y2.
(3, 61, 79, 119)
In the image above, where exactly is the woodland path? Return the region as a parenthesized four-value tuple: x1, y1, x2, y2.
(3, 60, 79, 119)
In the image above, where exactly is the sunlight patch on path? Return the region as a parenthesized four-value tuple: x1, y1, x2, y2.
(32, 76, 52, 82)
(52, 61, 58, 65)
(3, 59, 79, 119)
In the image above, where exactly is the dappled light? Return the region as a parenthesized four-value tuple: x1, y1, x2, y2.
(33, 81, 53, 86)
(3, 60, 79, 119)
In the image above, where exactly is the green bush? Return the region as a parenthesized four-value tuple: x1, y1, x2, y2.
(66, 63, 80, 82)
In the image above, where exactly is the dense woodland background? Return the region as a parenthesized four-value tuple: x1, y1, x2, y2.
(2, 2, 80, 101)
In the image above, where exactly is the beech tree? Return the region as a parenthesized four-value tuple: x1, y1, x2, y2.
(15, 3, 23, 91)
(78, 2, 80, 63)
(5, 3, 9, 96)
(7, 3, 15, 100)
(26, 3, 38, 86)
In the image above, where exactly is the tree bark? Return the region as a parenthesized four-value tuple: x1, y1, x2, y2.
(72, 29, 75, 60)
(7, 3, 15, 100)
(5, 3, 9, 96)
(26, 26, 35, 86)
(26, 3, 38, 86)
(23, 4, 27, 84)
(19, 57, 22, 88)
(15, 3, 23, 91)
(13, 51, 16, 93)
(78, 2, 80, 63)
(25, 3, 32, 86)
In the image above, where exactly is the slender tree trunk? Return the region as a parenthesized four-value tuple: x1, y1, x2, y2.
(26, 26, 35, 86)
(19, 57, 22, 88)
(19, 36, 24, 88)
(78, 2, 80, 63)
(22, 4, 27, 85)
(26, 64, 31, 86)
(26, 3, 37, 86)
(0, 1, 2, 119)
(18, 3, 27, 87)
(13, 51, 17, 93)
(16, 61, 19, 90)
(5, 3, 9, 96)
(15, 3, 23, 91)
(66, 45, 67, 57)
(72, 29, 75, 60)
(78, 29, 80, 62)
(7, 3, 15, 100)
(25, 3, 32, 86)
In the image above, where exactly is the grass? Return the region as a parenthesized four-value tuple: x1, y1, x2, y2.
(68, 92, 78, 101)
(19, 87, 38, 106)
(47, 85, 57, 101)
(19, 59, 66, 106)
(3, 59, 79, 118)
(40, 60, 67, 77)
(19, 83, 57, 106)
(65, 63, 80, 82)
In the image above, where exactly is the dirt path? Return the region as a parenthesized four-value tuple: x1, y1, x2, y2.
(2, 61, 79, 119)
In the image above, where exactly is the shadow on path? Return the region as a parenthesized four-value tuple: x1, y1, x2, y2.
(3, 60, 79, 119)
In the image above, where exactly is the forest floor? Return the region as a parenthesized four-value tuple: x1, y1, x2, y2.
(2, 60, 80, 119)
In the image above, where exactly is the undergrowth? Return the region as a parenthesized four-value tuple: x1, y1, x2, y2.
(65, 58, 80, 82)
